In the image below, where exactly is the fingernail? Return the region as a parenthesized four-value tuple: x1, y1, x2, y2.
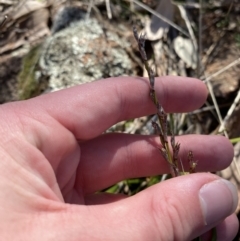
(199, 179, 238, 225)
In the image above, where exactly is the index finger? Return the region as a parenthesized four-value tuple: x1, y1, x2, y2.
(21, 76, 208, 139)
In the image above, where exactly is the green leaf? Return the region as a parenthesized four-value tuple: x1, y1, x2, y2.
(230, 137, 240, 144)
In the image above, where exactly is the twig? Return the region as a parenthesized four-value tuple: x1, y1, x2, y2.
(202, 1, 233, 72)
(105, 0, 112, 19)
(203, 57, 240, 83)
(201, 31, 226, 70)
(0, 0, 15, 4)
(205, 77, 226, 134)
(219, 89, 240, 133)
(192, 103, 230, 114)
(203, 57, 240, 178)
(177, 5, 197, 55)
(0, 15, 7, 29)
(203, 57, 240, 134)
(198, 0, 203, 78)
(87, 0, 94, 19)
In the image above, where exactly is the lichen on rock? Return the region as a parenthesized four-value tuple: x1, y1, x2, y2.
(38, 9, 134, 92)
(17, 7, 134, 99)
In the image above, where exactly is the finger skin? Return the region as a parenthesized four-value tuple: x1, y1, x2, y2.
(216, 214, 239, 241)
(18, 174, 237, 241)
(0, 76, 208, 198)
(200, 214, 239, 241)
(78, 134, 233, 194)
(3, 76, 207, 140)
(85, 197, 239, 241)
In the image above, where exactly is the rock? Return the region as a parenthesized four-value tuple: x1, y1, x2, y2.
(18, 7, 134, 98)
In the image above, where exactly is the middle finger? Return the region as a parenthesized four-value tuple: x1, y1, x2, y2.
(76, 133, 233, 194)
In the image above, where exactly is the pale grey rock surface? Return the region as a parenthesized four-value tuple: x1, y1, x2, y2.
(37, 7, 134, 92)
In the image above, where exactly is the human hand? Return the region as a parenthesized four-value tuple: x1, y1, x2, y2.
(0, 76, 238, 240)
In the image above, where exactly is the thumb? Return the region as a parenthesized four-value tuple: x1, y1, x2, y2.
(125, 173, 238, 241)
(34, 173, 238, 241)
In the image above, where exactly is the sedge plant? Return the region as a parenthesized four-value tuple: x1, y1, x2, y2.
(133, 26, 197, 177)
(133, 26, 217, 241)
